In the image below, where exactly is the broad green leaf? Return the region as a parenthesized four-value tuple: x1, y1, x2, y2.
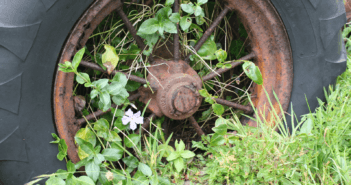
(78, 146, 89, 160)
(99, 91, 111, 112)
(199, 108, 212, 121)
(300, 117, 313, 135)
(74, 157, 89, 169)
(102, 148, 123, 161)
(46, 176, 65, 185)
(102, 45, 119, 74)
(180, 16, 192, 31)
(72, 47, 86, 70)
(124, 134, 141, 148)
(199, 89, 211, 98)
(50, 133, 60, 143)
(215, 49, 227, 63)
(76, 176, 95, 185)
(175, 140, 185, 152)
(119, 44, 141, 61)
(57, 139, 68, 161)
(138, 163, 152, 177)
(94, 153, 105, 165)
(58, 61, 74, 73)
(122, 156, 139, 169)
(181, 3, 194, 14)
(242, 61, 263, 85)
(92, 79, 109, 89)
(90, 89, 98, 99)
(215, 117, 227, 127)
(165, 0, 174, 6)
(180, 150, 195, 159)
(76, 127, 97, 147)
(114, 117, 127, 131)
(76, 72, 90, 84)
(67, 160, 76, 173)
(112, 72, 128, 87)
(195, 15, 205, 25)
(156, 7, 172, 22)
(56, 169, 68, 180)
(107, 81, 123, 95)
(125, 72, 143, 92)
(210, 133, 226, 146)
(112, 89, 129, 105)
(191, 140, 207, 150)
(158, 144, 174, 157)
(166, 152, 180, 161)
(197, 38, 216, 57)
(197, 0, 208, 5)
(212, 103, 224, 116)
(94, 118, 109, 138)
(75, 137, 95, 155)
(137, 18, 159, 35)
(194, 5, 203, 16)
(107, 130, 122, 142)
(164, 19, 177, 34)
(212, 123, 227, 135)
(173, 157, 184, 172)
(169, 13, 180, 23)
(86, 161, 100, 182)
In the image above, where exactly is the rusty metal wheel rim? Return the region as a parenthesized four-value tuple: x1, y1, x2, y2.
(53, 0, 293, 163)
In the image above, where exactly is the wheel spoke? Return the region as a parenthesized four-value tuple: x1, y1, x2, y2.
(184, 6, 231, 63)
(173, 0, 180, 62)
(202, 52, 255, 81)
(75, 93, 141, 126)
(215, 98, 253, 114)
(115, 6, 155, 63)
(80, 61, 147, 84)
(136, 113, 156, 134)
(189, 116, 205, 136)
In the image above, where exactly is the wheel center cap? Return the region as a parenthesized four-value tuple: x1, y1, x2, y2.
(173, 85, 200, 113)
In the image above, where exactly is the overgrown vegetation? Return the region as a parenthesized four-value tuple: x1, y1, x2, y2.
(26, 0, 351, 184)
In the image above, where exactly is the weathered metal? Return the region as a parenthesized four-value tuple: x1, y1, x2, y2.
(53, 0, 293, 164)
(138, 59, 203, 120)
(184, 6, 231, 63)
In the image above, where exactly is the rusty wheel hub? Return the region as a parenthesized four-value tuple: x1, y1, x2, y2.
(138, 59, 202, 120)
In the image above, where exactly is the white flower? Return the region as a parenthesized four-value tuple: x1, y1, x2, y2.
(122, 109, 143, 130)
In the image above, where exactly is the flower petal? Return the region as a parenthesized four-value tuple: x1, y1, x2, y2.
(130, 122, 137, 130)
(134, 116, 144, 124)
(134, 111, 141, 118)
(122, 116, 131, 125)
(125, 109, 133, 117)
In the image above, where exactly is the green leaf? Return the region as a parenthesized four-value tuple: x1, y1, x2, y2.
(76, 127, 97, 147)
(99, 91, 111, 112)
(194, 5, 203, 16)
(191, 140, 207, 150)
(94, 118, 109, 138)
(90, 89, 99, 99)
(175, 140, 185, 152)
(86, 161, 100, 182)
(107, 130, 122, 142)
(56, 169, 68, 180)
(215, 49, 227, 63)
(180, 150, 195, 159)
(242, 61, 263, 85)
(138, 163, 152, 177)
(76, 72, 90, 84)
(300, 117, 313, 135)
(210, 133, 226, 146)
(122, 156, 139, 169)
(72, 47, 86, 70)
(197, 0, 208, 5)
(212, 123, 227, 135)
(119, 44, 141, 61)
(181, 3, 194, 14)
(102, 148, 123, 161)
(75, 137, 95, 155)
(50, 133, 60, 143)
(46, 176, 65, 185)
(57, 139, 68, 161)
(212, 103, 224, 116)
(124, 134, 141, 148)
(197, 38, 216, 57)
(58, 61, 74, 73)
(173, 157, 184, 172)
(112, 72, 128, 87)
(180, 16, 192, 31)
(102, 45, 119, 74)
(166, 152, 180, 161)
(169, 13, 180, 23)
(67, 160, 76, 173)
(199, 108, 212, 121)
(158, 144, 174, 158)
(75, 176, 95, 185)
(112, 89, 129, 105)
(137, 18, 159, 35)
(195, 15, 205, 25)
(107, 81, 123, 95)
(92, 79, 109, 89)
(163, 19, 177, 34)
(199, 89, 210, 98)
(125, 72, 142, 92)
(94, 153, 105, 165)
(165, 0, 174, 6)
(215, 117, 227, 127)
(114, 117, 127, 131)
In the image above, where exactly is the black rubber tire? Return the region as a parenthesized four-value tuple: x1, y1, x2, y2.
(0, 0, 347, 184)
